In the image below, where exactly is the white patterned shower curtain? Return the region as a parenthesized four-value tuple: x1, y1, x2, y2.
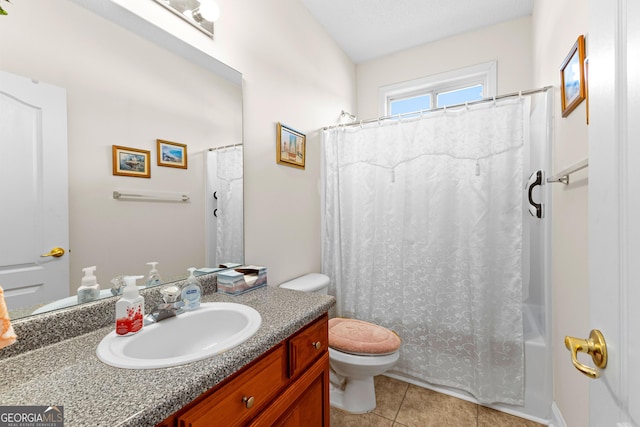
(321, 98, 528, 405)
(206, 146, 244, 265)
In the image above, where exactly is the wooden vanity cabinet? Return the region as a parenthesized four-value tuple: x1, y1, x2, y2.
(158, 313, 329, 427)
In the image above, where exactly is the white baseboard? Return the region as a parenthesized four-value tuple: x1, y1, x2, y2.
(549, 401, 567, 427)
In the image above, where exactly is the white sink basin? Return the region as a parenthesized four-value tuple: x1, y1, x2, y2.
(96, 302, 262, 369)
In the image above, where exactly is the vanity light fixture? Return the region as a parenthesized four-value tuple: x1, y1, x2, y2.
(153, 0, 220, 37)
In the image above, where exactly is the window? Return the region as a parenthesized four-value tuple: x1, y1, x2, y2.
(380, 61, 497, 117)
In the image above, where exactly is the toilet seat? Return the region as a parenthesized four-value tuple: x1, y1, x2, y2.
(328, 318, 401, 356)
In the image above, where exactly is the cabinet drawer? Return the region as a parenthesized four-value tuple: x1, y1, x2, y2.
(288, 314, 328, 378)
(178, 344, 287, 427)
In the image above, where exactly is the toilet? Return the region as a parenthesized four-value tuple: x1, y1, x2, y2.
(280, 273, 401, 414)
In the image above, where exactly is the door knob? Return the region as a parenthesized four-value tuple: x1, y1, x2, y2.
(564, 329, 607, 379)
(41, 247, 65, 258)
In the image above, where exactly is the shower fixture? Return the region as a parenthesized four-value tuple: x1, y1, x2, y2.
(153, 0, 220, 37)
(340, 110, 357, 122)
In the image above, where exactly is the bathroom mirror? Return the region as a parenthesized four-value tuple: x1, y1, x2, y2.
(1, 0, 243, 319)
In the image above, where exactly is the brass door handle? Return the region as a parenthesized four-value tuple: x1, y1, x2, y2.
(312, 341, 321, 350)
(41, 247, 65, 258)
(564, 329, 607, 379)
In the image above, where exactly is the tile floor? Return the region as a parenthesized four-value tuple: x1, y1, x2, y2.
(330, 376, 545, 427)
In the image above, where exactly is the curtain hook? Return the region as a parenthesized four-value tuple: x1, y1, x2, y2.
(518, 90, 523, 100)
(465, 101, 469, 110)
(493, 96, 497, 106)
(359, 120, 363, 128)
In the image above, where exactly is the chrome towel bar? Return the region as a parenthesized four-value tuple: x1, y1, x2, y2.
(546, 158, 588, 185)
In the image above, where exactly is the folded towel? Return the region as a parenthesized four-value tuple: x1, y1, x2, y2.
(0, 286, 17, 350)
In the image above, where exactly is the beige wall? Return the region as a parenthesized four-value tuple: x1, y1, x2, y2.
(532, 0, 590, 426)
(210, 0, 357, 285)
(356, 17, 533, 120)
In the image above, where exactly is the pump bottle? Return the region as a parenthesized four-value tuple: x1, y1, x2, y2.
(145, 261, 162, 287)
(181, 268, 201, 311)
(115, 275, 145, 336)
(77, 266, 100, 304)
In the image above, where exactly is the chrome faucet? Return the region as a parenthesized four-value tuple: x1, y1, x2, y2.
(110, 275, 127, 296)
(144, 284, 184, 325)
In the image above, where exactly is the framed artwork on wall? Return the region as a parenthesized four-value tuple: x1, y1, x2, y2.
(560, 35, 586, 117)
(157, 139, 188, 169)
(276, 122, 306, 170)
(112, 145, 151, 178)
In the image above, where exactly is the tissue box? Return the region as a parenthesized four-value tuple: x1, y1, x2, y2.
(217, 265, 267, 295)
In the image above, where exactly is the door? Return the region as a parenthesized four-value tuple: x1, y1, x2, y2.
(588, 0, 640, 425)
(0, 70, 69, 311)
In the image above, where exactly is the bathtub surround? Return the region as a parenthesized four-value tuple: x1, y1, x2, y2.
(322, 97, 528, 405)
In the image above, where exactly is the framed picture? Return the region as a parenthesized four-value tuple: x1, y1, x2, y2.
(157, 139, 188, 169)
(276, 123, 306, 169)
(560, 35, 586, 117)
(112, 145, 150, 178)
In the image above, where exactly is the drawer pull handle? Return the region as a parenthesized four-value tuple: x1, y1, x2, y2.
(312, 341, 322, 350)
(242, 396, 255, 409)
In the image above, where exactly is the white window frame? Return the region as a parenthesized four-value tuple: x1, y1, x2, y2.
(378, 61, 497, 116)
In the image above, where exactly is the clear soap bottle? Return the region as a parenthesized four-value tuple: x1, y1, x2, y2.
(181, 267, 201, 311)
(145, 261, 163, 287)
(77, 266, 100, 304)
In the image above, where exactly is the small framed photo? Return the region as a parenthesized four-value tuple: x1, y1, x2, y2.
(157, 139, 188, 169)
(112, 145, 150, 178)
(560, 35, 586, 117)
(276, 123, 305, 169)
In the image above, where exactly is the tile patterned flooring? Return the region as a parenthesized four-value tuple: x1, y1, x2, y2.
(330, 376, 545, 427)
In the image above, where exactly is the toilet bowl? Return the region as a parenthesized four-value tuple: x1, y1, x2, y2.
(280, 273, 401, 414)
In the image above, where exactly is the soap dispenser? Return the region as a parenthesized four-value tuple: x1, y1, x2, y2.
(145, 262, 163, 287)
(181, 267, 201, 311)
(115, 275, 145, 336)
(77, 266, 100, 304)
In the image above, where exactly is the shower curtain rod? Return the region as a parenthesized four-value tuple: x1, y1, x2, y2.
(209, 143, 243, 151)
(323, 86, 553, 131)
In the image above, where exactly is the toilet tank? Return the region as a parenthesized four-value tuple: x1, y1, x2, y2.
(279, 273, 329, 294)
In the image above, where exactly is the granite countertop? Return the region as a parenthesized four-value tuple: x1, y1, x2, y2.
(0, 286, 335, 427)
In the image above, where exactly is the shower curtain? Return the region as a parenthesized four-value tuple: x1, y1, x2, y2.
(207, 146, 244, 265)
(321, 98, 528, 405)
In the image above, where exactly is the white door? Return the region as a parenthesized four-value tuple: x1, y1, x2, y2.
(588, 0, 640, 425)
(0, 70, 70, 311)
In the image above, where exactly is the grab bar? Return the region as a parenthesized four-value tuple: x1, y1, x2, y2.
(527, 170, 544, 219)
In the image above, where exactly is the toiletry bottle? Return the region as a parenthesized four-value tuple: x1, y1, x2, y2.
(181, 267, 201, 311)
(77, 266, 100, 304)
(145, 261, 163, 287)
(115, 275, 145, 336)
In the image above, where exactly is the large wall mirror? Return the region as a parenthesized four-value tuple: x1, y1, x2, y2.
(0, 0, 243, 320)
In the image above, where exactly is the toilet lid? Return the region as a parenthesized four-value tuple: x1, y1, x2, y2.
(328, 318, 401, 355)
